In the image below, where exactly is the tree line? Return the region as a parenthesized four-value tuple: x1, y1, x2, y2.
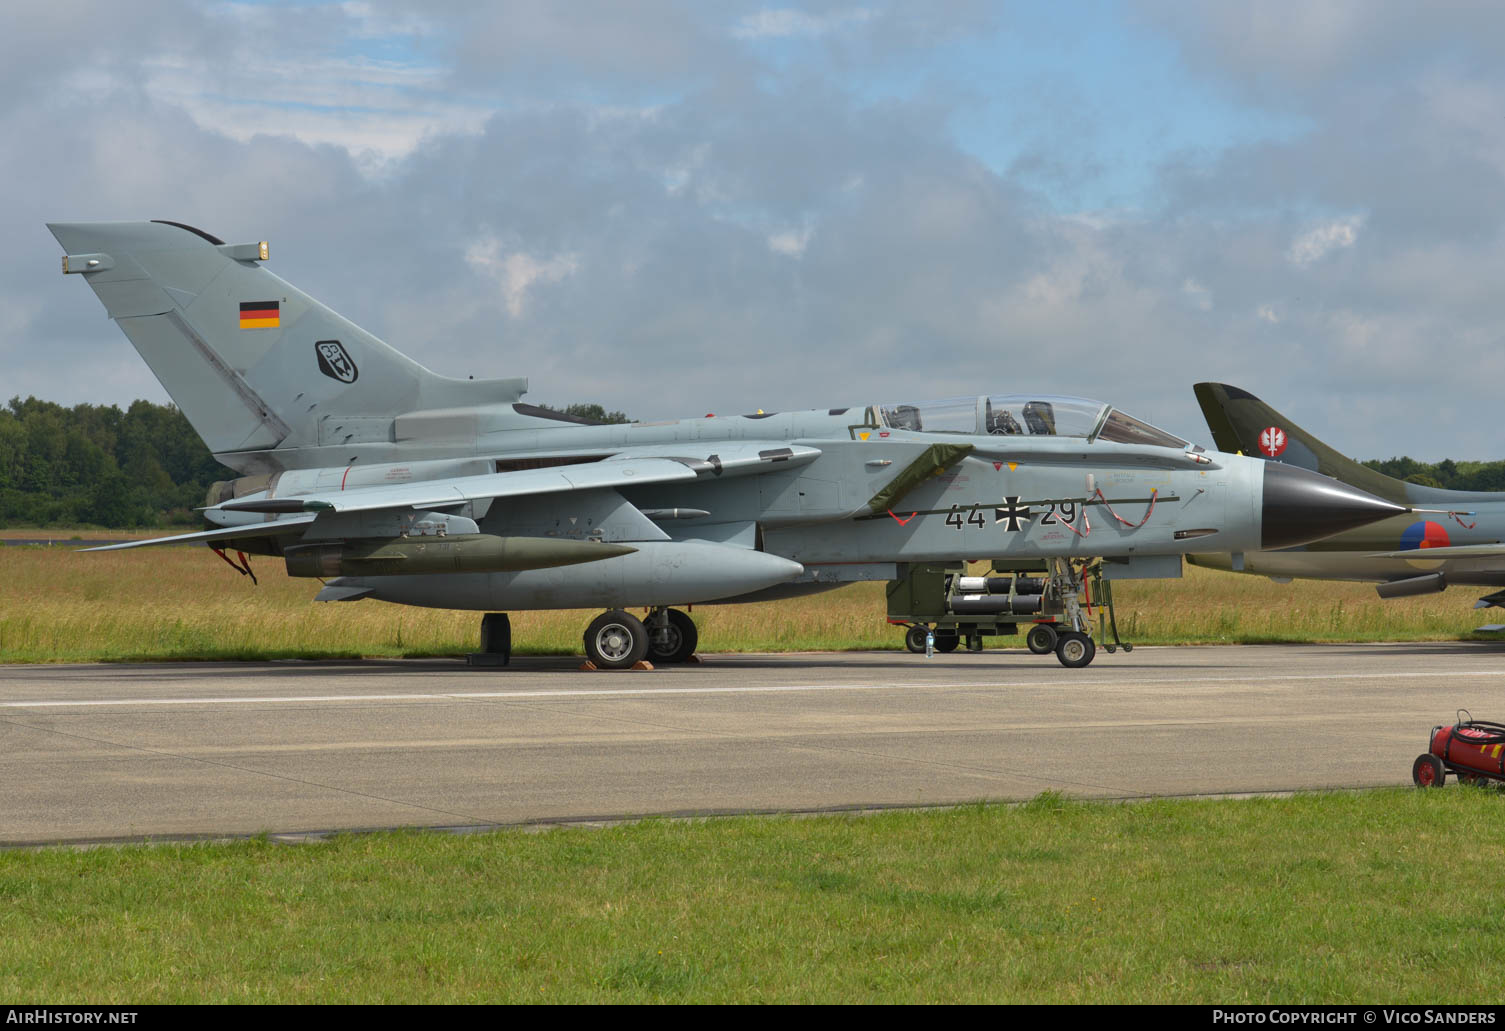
(0, 398, 631, 528)
(1360, 456, 1505, 492)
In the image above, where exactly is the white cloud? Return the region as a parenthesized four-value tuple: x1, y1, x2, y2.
(767, 226, 812, 257)
(140, 54, 490, 171)
(465, 239, 581, 318)
(1287, 215, 1364, 266)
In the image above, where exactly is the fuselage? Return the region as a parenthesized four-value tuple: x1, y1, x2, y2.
(203, 398, 1399, 611)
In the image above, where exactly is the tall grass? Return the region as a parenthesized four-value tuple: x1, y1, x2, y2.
(0, 542, 1491, 662)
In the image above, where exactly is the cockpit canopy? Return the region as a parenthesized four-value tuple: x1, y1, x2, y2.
(877, 395, 1188, 449)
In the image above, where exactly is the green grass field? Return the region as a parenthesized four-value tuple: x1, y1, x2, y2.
(0, 542, 1492, 662)
(2, 790, 1501, 1003)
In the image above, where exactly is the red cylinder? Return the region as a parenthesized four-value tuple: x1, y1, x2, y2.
(1430, 723, 1505, 778)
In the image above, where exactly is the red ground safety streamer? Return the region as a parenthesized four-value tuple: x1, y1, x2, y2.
(1053, 506, 1091, 538)
(1093, 487, 1158, 528)
(210, 546, 243, 575)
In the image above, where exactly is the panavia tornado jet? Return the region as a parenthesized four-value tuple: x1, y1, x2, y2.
(47, 221, 1408, 668)
(1191, 382, 1505, 607)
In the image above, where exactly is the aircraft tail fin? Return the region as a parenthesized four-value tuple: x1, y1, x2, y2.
(1193, 382, 1457, 505)
(48, 220, 527, 464)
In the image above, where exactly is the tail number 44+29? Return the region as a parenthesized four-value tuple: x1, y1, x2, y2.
(944, 499, 1075, 534)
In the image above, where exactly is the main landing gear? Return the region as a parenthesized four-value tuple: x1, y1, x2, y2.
(584, 610, 648, 668)
(472, 607, 700, 670)
(581, 606, 699, 669)
(642, 607, 699, 664)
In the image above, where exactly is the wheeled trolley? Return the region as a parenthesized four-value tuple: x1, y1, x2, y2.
(1412, 711, 1505, 787)
(886, 561, 1128, 668)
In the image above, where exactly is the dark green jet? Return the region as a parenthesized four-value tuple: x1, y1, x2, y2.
(1192, 382, 1505, 606)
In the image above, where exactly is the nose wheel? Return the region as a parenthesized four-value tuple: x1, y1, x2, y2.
(1054, 631, 1096, 668)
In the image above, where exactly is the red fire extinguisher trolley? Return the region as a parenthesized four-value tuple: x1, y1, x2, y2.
(1413, 711, 1505, 787)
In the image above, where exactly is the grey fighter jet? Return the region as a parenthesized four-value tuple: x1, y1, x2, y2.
(48, 221, 1407, 668)
(1191, 383, 1505, 606)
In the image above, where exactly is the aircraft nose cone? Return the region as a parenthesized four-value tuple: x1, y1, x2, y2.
(1261, 463, 1408, 549)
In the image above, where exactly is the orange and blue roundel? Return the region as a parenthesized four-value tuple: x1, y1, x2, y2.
(1399, 520, 1450, 550)
(239, 300, 280, 329)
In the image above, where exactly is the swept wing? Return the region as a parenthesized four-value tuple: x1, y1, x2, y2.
(82, 443, 823, 551)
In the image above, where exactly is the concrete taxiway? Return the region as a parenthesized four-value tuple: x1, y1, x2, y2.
(2, 643, 1502, 845)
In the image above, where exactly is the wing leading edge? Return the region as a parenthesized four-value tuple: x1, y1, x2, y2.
(83, 443, 825, 552)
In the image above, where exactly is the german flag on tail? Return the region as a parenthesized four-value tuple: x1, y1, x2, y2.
(239, 300, 280, 329)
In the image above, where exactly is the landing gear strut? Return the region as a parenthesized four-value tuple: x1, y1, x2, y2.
(466, 612, 512, 667)
(643, 607, 699, 663)
(1043, 557, 1109, 669)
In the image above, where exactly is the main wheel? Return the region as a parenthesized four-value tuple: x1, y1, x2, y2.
(933, 631, 960, 653)
(904, 625, 930, 654)
(584, 610, 648, 669)
(1026, 623, 1058, 655)
(1055, 631, 1096, 669)
(1412, 753, 1446, 788)
(645, 608, 698, 664)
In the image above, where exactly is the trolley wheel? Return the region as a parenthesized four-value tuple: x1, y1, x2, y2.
(1055, 631, 1096, 669)
(1026, 623, 1058, 655)
(904, 625, 929, 654)
(933, 631, 960, 653)
(1412, 753, 1446, 788)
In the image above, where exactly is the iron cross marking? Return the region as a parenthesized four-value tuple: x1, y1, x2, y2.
(995, 496, 1033, 532)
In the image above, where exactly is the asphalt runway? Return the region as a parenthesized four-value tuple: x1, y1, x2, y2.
(3, 642, 1504, 846)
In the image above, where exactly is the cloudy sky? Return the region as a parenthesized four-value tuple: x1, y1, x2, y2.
(7, 1, 1503, 459)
